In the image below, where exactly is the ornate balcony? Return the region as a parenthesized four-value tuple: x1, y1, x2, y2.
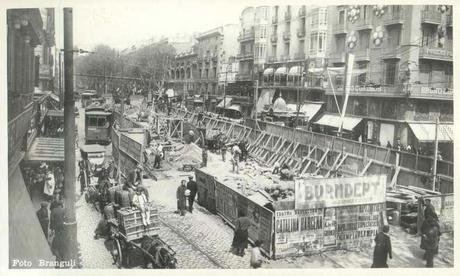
(238, 28, 255, 42)
(297, 29, 306, 39)
(383, 9, 404, 25)
(282, 31, 291, 41)
(270, 35, 278, 43)
(332, 21, 347, 34)
(419, 46, 452, 62)
(421, 10, 441, 25)
(353, 48, 371, 61)
(285, 11, 291, 21)
(299, 6, 306, 18)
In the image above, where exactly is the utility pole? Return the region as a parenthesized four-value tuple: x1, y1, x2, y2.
(59, 52, 63, 109)
(62, 7, 78, 267)
(432, 117, 439, 191)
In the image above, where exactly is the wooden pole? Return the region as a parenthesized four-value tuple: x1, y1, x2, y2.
(62, 7, 78, 266)
(432, 117, 439, 191)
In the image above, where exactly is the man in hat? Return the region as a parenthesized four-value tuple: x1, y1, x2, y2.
(186, 176, 198, 213)
(36, 202, 49, 239)
(134, 164, 143, 185)
(176, 180, 187, 216)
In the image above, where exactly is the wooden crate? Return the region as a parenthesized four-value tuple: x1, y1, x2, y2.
(116, 203, 160, 240)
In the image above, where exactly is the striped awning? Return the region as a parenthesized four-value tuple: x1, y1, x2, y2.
(408, 123, 453, 143)
(263, 68, 275, 76)
(314, 114, 363, 131)
(274, 67, 288, 76)
(25, 137, 64, 162)
(217, 97, 232, 108)
(288, 66, 303, 76)
(225, 104, 242, 113)
(286, 103, 323, 119)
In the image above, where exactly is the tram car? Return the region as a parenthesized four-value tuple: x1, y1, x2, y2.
(85, 104, 113, 145)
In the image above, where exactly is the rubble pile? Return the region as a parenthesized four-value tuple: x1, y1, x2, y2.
(169, 143, 211, 168)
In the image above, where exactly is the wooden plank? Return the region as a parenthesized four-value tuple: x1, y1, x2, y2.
(268, 140, 291, 166)
(389, 166, 401, 190)
(325, 153, 342, 178)
(265, 137, 285, 164)
(314, 149, 330, 175)
(360, 160, 373, 176)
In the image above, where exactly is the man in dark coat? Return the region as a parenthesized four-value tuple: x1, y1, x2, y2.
(115, 184, 132, 209)
(36, 202, 49, 239)
(424, 218, 441, 267)
(424, 199, 439, 221)
(176, 180, 187, 216)
(232, 210, 251, 256)
(50, 200, 65, 260)
(186, 176, 198, 213)
(77, 167, 86, 195)
(371, 225, 392, 268)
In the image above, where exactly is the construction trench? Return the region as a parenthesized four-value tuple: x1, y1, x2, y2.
(111, 105, 453, 260)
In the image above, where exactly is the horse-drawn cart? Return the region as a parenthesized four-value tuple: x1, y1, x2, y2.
(108, 203, 177, 269)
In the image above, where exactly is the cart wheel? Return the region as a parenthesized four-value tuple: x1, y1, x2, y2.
(110, 239, 123, 269)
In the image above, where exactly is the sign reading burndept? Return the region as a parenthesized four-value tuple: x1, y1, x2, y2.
(295, 175, 387, 209)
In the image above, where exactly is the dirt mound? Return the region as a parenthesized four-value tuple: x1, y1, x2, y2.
(169, 143, 211, 167)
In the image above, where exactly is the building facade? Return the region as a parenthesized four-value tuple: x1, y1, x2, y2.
(35, 8, 55, 92)
(323, 5, 453, 158)
(258, 5, 328, 125)
(167, 24, 239, 113)
(7, 8, 56, 266)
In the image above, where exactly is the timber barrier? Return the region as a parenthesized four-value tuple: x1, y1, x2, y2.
(174, 109, 453, 194)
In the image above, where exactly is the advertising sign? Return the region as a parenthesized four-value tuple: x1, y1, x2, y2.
(295, 175, 386, 209)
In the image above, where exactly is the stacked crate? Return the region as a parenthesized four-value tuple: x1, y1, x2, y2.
(116, 202, 160, 241)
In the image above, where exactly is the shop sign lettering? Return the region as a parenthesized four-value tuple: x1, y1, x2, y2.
(295, 175, 386, 209)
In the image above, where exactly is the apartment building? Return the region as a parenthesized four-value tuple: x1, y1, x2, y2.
(231, 6, 270, 116)
(259, 5, 328, 125)
(35, 8, 55, 92)
(167, 25, 239, 112)
(322, 5, 453, 159)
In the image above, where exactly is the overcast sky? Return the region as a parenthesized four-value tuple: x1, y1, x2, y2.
(54, 0, 252, 51)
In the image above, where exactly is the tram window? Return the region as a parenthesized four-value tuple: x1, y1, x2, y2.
(97, 117, 107, 127)
(89, 117, 98, 127)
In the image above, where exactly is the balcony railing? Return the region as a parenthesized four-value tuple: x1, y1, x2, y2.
(421, 10, 442, 24)
(39, 64, 52, 79)
(280, 55, 291, 62)
(238, 28, 255, 41)
(419, 46, 453, 61)
(329, 52, 346, 63)
(267, 56, 277, 63)
(293, 52, 305, 60)
(299, 6, 306, 17)
(297, 28, 306, 38)
(332, 21, 347, 34)
(382, 46, 402, 59)
(354, 17, 373, 30)
(285, 11, 291, 21)
(270, 35, 278, 43)
(326, 84, 407, 97)
(282, 31, 291, 41)
(353, 48, 371, 61)
(235, 74, 253, 81)
(383, 9, 404, 25)
(236, 52, 254, 60)
(407, 84, 453, 100)
(272, 16, 278, 24)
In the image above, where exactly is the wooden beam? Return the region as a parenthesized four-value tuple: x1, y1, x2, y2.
(389, 166, 401, 190)
(267, 138, 286, 165)
(314, 149, 330, 175)
(325, 153, 342, 178)
(360, 160, 373, 176)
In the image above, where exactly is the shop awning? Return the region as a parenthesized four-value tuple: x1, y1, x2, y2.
(287, 103, 323, 119)
(314, 114, 363, 131)
(46, 109, 64, 117)
(25, 137, 65, 162)
(217, 97, 232, 108)
(225, 104, 242, 113)
(274, 67, 288, 76)
(288, 66, 303, 76)
(263, 68, 275, 76)
(408, 123, 453, 143)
